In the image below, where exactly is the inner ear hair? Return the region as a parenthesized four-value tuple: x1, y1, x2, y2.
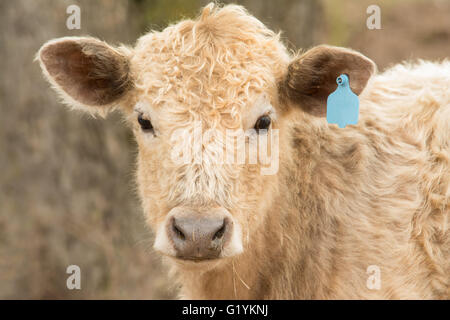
(38, 37, 133, 109)
(280, 45, 376, 117)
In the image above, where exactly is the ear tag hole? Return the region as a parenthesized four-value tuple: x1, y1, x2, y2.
(326, 74, 359, 128)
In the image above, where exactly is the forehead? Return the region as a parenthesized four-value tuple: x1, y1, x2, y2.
(130, 5, 289, 122)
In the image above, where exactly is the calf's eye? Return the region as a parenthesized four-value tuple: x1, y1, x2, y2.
(254, 115, 271, 131)
(138, 114, 153, 132)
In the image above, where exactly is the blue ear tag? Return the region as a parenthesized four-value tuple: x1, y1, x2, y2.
(326, 74, 359, 128)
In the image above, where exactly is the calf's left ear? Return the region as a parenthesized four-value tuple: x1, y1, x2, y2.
(280, 45, 376, 116)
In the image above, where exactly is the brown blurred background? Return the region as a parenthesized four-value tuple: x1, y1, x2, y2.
(0, 0, 448, 299)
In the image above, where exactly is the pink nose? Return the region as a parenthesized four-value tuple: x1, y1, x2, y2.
(169, 216, 230, 261)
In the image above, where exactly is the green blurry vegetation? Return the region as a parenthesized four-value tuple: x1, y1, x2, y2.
(322, 0, 348, 46)
(132, 0, 202, 31)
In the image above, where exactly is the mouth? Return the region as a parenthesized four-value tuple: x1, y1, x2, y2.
(167, 255, 226, 270)
(176, 256, 220, 262)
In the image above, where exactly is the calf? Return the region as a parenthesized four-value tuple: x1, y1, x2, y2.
(37, 4, 449, 299)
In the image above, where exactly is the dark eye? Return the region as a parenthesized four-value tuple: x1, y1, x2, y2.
(254, 115, 271, 131)
(138, 114, 153, 132)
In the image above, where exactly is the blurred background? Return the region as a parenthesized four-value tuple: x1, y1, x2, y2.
(0, 0, 448, 299)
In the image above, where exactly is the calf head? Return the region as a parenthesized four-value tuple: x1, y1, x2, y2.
(37, 4, 375, 269)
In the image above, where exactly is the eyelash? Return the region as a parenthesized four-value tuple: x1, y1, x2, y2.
(254, 114, 272, 132)
(137, 113, 154, 133)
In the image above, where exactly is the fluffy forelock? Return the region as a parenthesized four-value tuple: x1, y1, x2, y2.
(130, 3, 290, 131)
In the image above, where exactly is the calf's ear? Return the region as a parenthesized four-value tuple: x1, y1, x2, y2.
(280, 45, 376, 116)
(37, 37, 133, 114)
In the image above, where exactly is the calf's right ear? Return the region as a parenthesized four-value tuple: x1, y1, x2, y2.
(37, 37, 133, 115)
(280, 45, 376, 116)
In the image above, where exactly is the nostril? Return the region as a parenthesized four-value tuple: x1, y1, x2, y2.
(172, 223, 185, 241)
(212, 219, 227, 241)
